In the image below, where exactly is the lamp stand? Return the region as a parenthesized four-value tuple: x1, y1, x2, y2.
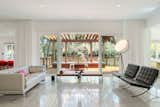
(120, 53, 124, 73)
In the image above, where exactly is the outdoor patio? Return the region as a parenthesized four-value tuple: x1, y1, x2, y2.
(40, 33, 120, 74)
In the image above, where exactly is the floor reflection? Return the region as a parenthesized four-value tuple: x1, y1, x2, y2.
(1, 76, 160, 107)
(57, 77, 101, 107)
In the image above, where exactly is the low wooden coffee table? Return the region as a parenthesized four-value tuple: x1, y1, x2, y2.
(57, 71, 102, 76)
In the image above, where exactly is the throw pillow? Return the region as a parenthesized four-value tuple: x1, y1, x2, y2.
(17, 69, 28, 76)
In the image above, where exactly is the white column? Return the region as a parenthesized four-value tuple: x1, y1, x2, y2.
(31, 31, 40, 65)
(56, 34, 62, 73)
(15, 21, 41, 67)
(98, 35, 102, 74)
(143, 27, 151, 66)
(122, 21, 129, 69)
(15, 21, 33, 67)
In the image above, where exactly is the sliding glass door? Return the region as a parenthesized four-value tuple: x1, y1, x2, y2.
(40, 33, 120, 74)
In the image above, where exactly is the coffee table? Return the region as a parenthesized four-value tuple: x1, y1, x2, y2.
(57, 71, 102, 76)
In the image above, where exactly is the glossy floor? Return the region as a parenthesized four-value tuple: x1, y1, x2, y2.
(0, 75, 160, 107)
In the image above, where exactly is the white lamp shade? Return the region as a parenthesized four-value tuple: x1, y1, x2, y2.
(115, 40, 128, 53)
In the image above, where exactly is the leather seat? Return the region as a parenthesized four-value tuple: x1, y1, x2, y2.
(120, 76, 150, 89)
(113, 64, 140, 79)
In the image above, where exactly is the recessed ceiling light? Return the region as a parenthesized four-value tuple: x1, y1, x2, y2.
(116, 4, 121, 7)
(40, 4, 48, 8)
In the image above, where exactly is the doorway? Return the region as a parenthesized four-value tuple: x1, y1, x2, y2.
(40, 33, 120, 74)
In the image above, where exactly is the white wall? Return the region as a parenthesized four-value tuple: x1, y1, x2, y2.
(121, 20, 146, 66)
(147, 8, 160, 27)
(0, 20, 147, 67)
(147, 8, 160, 41)
(34, 20, 146, 66)
(15, 21, 34, 67)
(34, 20, 123, 35)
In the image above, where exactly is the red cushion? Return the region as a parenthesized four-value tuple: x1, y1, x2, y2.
(8, 60, 14, 66)
(0, 60, 8, 66)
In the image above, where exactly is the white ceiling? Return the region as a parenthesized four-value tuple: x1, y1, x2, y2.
(0, 0, 160, 20)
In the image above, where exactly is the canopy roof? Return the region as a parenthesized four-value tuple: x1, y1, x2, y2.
(44, 33, 115, 43)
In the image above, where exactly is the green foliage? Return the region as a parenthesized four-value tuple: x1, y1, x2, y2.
(150, 42, 160, 59)
(92, 50, 98, 56)
(104, 42, 118, 57)
(150, 42, 156, 58)
(40, 36, 54, 58)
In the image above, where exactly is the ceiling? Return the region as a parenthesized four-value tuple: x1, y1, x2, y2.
(0, 0, 160, 20)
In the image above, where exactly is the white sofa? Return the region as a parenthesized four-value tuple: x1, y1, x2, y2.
(0, 66, 46, 95)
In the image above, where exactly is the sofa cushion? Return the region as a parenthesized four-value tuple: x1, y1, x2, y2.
(17, 69, 28, 76)
(25, 72, 45, 88)
(15, 66, 29, 73)
(29, 66, 44, 73)
(25, 73, 40, 80)
(0, 68, 14, 74)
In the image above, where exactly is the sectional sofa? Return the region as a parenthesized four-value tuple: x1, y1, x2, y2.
(0, 66, 46, 95)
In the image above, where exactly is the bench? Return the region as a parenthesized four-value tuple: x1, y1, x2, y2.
(113, 64, 159, 97)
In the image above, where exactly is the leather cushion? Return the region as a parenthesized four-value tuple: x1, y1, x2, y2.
(124, 64, 140, 78)
(136, 67, 159, 85)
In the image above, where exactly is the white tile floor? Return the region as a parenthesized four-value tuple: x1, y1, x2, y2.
(0, 75, 160, 107)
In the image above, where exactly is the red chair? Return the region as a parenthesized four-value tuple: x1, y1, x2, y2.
(0, 60, 7, 66)
(3, 61, 8, 66)
(0, 60, 3, 66)
(0, 60, 8, 69)
(8, 60, 14, 67)
(0, 60, 2, 70)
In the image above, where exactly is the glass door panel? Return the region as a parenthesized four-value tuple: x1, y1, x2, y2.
(102, 36, 120, 73)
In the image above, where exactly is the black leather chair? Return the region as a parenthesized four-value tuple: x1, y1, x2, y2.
(113, 65, 159, 97)
(113, 64, 140, 79)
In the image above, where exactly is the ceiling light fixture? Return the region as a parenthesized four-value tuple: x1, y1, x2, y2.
(40, 4, 48, 8)
(116, 4, 121, 7)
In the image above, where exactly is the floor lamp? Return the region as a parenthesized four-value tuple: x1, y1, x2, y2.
(115, 40, 129, 73)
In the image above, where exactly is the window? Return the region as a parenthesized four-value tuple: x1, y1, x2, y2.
(150, 41, 160, 69)
(150, 41, 160, 60)
(3, 43, 15, 60)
